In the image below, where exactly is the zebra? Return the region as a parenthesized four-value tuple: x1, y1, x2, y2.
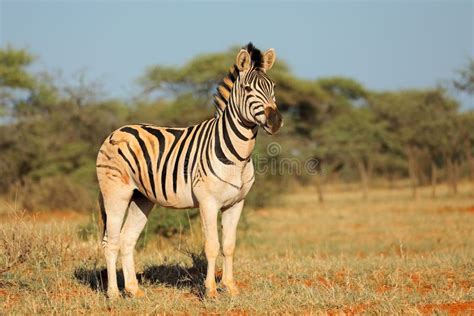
(96, 43, 283, 299)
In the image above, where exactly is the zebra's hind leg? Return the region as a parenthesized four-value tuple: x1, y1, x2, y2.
(100, 185, 134, 298)
(221, 200, 244, 296)
(120, 191, 154, 297)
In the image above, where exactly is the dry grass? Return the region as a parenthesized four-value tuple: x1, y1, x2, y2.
(1, 182, 473, 314)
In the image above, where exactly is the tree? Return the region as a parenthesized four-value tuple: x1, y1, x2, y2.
(0, 47, 35, 115)
(370, 90, 426, 198)
(458, 111, 474, 190)
(140, 46, 290, 98)
(318, 106, 387, 199)
(370, 89, 461, 197)
(453, 58, 474, 95)
(417, 90, 460, 195)
(453, 59, 474, 193)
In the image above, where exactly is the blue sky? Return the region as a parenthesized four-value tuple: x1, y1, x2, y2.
(1, 1, 473, 107)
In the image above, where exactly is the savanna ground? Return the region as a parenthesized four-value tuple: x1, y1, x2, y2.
(1, 182, 473, 314)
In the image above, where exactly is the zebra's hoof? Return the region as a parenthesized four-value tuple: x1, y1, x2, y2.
(107, 290, 121, 299)
(205, 288, 218, 299)
(125, 287, 145, 298)
(223, 282, 240, 297)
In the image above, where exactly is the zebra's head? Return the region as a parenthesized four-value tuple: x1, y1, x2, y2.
(234, 45, 283, 135)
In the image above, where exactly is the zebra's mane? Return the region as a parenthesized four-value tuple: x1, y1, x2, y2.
(213, 43, 263, 117)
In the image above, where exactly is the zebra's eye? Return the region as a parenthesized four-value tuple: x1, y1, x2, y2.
(244, 85, 252, 93)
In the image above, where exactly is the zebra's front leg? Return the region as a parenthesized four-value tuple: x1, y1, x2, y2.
(221, 200, 243, 296)
(199, 200, 220, 298)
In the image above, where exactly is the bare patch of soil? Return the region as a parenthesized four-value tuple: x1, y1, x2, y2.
(417, 301, 474, 315)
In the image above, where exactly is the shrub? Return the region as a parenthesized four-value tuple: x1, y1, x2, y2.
(7, 176, 94, 212)
(137, 207, 199, 247)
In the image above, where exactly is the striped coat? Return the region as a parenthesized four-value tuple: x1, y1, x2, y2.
(97, 117, 257, 209)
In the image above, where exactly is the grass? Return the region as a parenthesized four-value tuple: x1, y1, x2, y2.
(1, 182, 473, 314)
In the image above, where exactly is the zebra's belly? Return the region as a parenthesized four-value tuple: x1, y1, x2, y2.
(133, 163, 255, 210)
(138, 178, 253, 210)
(137, 183, 198, 209)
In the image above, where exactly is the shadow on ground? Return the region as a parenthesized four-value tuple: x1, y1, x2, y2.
(73, 250, 214, 298)
(73, 266, 119, 294)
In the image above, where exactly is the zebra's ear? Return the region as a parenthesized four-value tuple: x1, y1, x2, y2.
(236, 49, 251, 72)
(262, 48, 276, 71)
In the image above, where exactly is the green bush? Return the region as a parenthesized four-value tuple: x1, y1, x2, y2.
(137, 207, 199, 247)
(77, 219, 98, 241)
(8, 176, 95, 212)
(245, 173, 287, 209)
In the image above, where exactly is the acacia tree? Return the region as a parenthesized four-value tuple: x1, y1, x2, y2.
(140, 46, 290, 97)
(318, 106, 387, 200)
(370, 89, 462, 197)
(0, 47, 36, 116)
(370, 91, 424, 198)
(0, 48, 37, 190)
(453, 59, 474, 191)
(458, 112, 474, 188)
(416, 90, 460, 196)
(453, 58, 474, 94)
(288, 77, 369, 202)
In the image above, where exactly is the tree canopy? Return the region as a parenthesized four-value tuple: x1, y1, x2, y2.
(0, 46, 472, 211)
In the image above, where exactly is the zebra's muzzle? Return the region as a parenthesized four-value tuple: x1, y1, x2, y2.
(263, 107, 283, 134)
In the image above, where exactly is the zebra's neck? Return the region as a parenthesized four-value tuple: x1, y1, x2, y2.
(211, 90, 257, 165)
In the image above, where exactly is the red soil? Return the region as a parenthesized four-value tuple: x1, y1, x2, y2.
(0, 289, 20, 310)
(437, 205, 474, 214)
(226, 309, 249, 316)
(417, 301, 474, 315)
(327, 304, 369, 316)
(235, 280, 250, 289)
(316, 276, 331, 288)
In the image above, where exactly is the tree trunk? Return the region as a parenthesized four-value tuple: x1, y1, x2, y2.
(356, 160, 369, 200)
(314, 174, 324, 203)
(464, 139, 474, 183)
(445, 155, 458, 195)
(388, 172, 395, 190)
(445, 153, 452, 193)
(470, 153, 474, 185)
(407, 149, 418, 199)
(431, 161, 437, 198)
(452, 160, 459, 194)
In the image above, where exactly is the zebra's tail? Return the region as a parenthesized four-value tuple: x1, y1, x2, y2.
(97, 191, 107, 248)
